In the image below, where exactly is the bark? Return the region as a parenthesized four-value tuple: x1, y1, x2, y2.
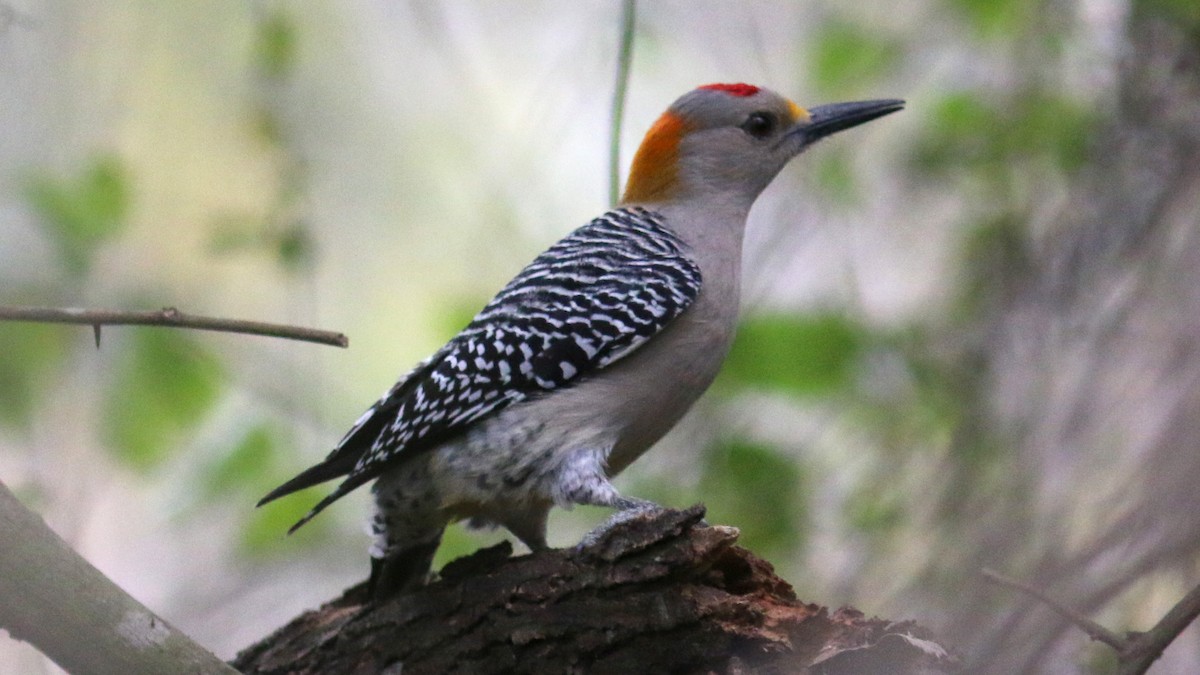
(232, 506, 957, 674)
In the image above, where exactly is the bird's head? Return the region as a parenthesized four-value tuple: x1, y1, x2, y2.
(621, 83, 903, 208)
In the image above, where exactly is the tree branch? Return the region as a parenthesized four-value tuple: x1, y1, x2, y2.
(234, 507, 958, 675)
(983, 567, 1200, 675)
(981, 568, 1125, 649)
(0, 305, 348, 348)
(1124, 581, 1200, 674)
(0, 479, 237, 674)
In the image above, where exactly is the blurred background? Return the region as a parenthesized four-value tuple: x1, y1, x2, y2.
(1, 0, 1198, 672)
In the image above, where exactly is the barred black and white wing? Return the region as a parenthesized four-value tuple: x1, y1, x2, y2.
(259, 207, 702, 530)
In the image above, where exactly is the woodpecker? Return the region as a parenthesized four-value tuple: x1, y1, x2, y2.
(259, 83, 902, 598)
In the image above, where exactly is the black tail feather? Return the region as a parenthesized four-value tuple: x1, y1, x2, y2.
(257, 442, 370, 508)
(282, 471, 373, 534)
(258, 449, 378, 534)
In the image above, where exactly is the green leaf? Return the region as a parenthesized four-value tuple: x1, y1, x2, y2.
(26, 155, 131, 276)
(255, 10, 297, 79)
(700, 441, 805, 555)
(810, 21, 902, 97)
(103, 329, 223, 471)
(720, 313, 865, 397)
(0, 323, 70, 429)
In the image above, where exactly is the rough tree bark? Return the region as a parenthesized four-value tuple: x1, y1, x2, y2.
(232, 507, 957, 674)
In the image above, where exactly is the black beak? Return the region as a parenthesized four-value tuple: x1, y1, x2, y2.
(798, 99, 904, 143)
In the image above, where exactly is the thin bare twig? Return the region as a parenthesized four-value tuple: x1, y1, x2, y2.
(0, 306, 348, 348)
(981, 567, 1125, 649)
(984, 568, 1200, 675)
(608, 0, 636, 207)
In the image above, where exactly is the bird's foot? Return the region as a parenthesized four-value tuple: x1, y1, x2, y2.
(574, 497, 663, 552)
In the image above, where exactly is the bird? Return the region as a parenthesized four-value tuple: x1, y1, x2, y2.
(258, 83, 903, 599)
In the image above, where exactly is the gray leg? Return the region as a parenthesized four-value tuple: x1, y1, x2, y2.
(548, 448, 669, 549)
(550, 451, 665, 549)
(552, 447, 661, 511)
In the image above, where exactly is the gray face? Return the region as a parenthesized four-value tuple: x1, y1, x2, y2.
(665, 86, 903, 206)
(668, 86, 815, 203)
(621, 84, 903, 208)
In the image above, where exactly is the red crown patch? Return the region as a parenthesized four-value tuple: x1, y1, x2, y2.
(699, 83, 760, 97)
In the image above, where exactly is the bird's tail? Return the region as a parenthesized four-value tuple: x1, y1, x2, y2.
(258, 464, 375, 534)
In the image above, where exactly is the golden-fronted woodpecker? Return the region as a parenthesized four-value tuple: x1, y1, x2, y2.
(258, 83, 903, 598)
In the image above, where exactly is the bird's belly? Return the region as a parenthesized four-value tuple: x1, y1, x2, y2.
(421, 341, 726, 516)
(602, 325, 732, 473)
(523, 300, 738, 476)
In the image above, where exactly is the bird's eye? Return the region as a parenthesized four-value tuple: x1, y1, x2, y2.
(741, 112, 776, 139)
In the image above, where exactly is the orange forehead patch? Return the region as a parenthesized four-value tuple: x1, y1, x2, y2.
(622, 111, 689, 204)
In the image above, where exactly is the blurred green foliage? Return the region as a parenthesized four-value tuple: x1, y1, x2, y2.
(845, 482, 904, 534)
(810, 21, 903, 98)
(254, 8, 298, 80)
(240, 484, 328, 555)
(209, 214, 268, 255)
(205, 424, 277, 496)
(813, 149, 860, 206)
(209, 215, 315, 274)
(0, 323, 70, 430)
(911, 90, 1093, 181)
(948, 0, 1039, 38)
(721, 313, 865, 398)
(275, 224, 315, 271)
(1136, 0, 1200, 24)
(102, 329, 223, 471)
(954, 213, 1031, 320)
(438, 300, 488, 340)
(26, 155, 130, 277)
(197, 424, 333, 555)
(208, 8, 312, 277)
(700, 440, 806, 557)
